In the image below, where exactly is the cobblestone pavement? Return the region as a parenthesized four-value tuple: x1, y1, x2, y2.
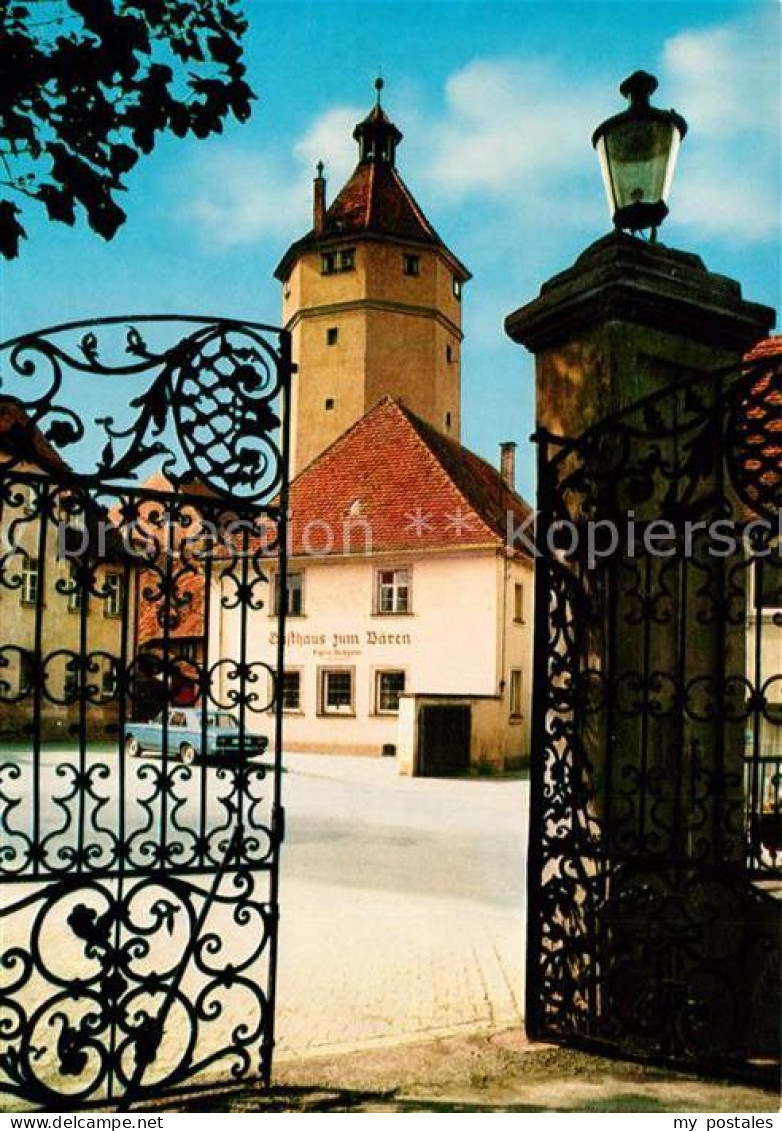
(274, 754, 528, 1058)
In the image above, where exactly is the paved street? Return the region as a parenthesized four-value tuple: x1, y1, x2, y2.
(0, 745, 528, 1066)
(276, 754, 527, 1058)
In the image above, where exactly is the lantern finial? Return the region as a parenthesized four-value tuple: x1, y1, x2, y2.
(620, 71, 658, 107)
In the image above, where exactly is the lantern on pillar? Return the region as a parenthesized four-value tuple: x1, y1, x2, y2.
(592, 71, 687, 239)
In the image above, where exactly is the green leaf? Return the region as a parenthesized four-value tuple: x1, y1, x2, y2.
(0, 200, 27, 259)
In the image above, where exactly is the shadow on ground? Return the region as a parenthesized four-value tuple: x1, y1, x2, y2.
(147, 1030, 779, 1114)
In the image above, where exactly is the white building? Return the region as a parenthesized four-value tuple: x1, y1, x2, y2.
(214, 396, 535, 772)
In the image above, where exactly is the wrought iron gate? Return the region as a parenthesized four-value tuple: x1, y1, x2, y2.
(528, 353, 781, 1081)
(0, 316, 292, 1109)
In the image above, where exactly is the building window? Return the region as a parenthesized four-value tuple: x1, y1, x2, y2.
(402, 254, 420, 277)
(321, 249, 355, 275)
(446, 344, 453, 363)
(18, 649, 34, 695)
(324, 397, 335, 411)
(64, 661, 81, 700)
(100, 662, 117, 702)
(320, 668, 354, 715)
(273, 571, 304, 617)
(376, 568, 410, 614)
(513, 582, 524, 623)
(104, 573, 123, 617)
(21, 558, 39, 605)
(66, 503, 86, 530)
(509, 669, 523, 719)
(756, 555, 780, 609)
(445, 412, 452, 429)
(67, 564, 84, 613)
(177, 640, 201, 663)
(326, 327, 338, 345)
(453, 275, 462, 300)
(281, 670, 301, 712)
(376, 670, 405, 714)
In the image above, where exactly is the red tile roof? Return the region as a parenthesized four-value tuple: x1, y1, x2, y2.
(745, 335, 782, 363)
(0, 397, 70, 473)
(136, 567, 206, 646)
(739, 336, 781, 510)
(326, 160, 442, 245)
(275, 162, 470, 281)
(286, 397, 532, 559)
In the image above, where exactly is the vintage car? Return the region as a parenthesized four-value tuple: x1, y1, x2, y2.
(123, 708, 268, 764)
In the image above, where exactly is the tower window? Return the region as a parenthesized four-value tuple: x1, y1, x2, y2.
(446, 345, 453, 363)
(453, 275, 462, 300)
(445, 412, 452, 429)
(402, 254, 420, 277)
(321, 249, 355, 275)
(326, 327, 338, 345)
(324, 398, 335, 411)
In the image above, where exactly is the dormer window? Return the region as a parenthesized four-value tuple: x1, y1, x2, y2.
(402, 254, 420, 277)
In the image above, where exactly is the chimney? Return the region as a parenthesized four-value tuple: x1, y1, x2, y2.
(499, 441, 516, 491)
(313, 161, 326, 233)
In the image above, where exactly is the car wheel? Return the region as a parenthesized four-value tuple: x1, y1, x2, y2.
(125, 735, 142, 758)
(180, 743, 197, 765)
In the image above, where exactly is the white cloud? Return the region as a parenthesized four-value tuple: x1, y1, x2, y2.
(178, 12, 778, 254)
(179, 147, 309, 248)
(660, 12, 780, 244)
(670, 154, 779, 244)
(662, 18, 779, 140)
(177, 104, 363, 251)
(415, 57, 606, 207)
(294, 104, 362, 189)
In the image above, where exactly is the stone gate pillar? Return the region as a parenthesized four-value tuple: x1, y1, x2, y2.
(506, 231, 778, 1065)
(506, 232, 773, 432)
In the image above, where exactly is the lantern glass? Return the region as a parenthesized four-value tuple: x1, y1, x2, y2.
(592, 71, 687, 233)
(596, 119, 682, 217)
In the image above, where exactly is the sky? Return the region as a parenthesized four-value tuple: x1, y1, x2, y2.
(1, 0, 779, 502)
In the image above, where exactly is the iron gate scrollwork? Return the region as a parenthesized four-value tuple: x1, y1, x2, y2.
(528, 353, 781, 1081)
(0, 316, 292, 1109)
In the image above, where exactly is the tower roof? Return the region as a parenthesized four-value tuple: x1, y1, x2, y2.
(275, 84, 470, 281)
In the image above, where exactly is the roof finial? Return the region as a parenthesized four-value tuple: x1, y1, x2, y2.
(375, 75, 384, 105)
(316, 159, 324, 178)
